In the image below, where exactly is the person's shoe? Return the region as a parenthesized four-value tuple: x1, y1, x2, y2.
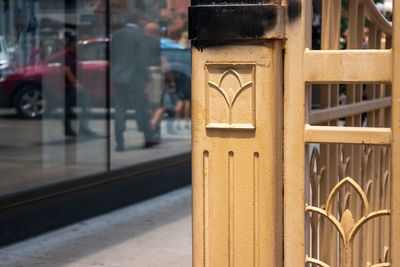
(65, 129, 77, 137)
(115, 144, 124, 152)
(143, 140, 160, 148)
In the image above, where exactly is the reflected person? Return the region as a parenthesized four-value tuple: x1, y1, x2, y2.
(63, 33, 94, 137)
(111, 21, 152, 151)
(144, 22, 162, 142)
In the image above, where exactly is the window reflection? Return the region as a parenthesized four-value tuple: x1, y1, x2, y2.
(0, 0, 191, 194)
(109, 0, 191, 169)
(111, 20, 154, 151)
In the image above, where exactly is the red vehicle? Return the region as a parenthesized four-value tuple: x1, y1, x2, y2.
(0, 38, 109, 118)
(0, 37, 191, 119)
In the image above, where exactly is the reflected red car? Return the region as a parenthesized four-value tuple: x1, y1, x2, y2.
(0, 37, 191, 119)
(0, 38, 109, 118)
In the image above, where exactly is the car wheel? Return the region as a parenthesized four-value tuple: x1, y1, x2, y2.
(15, 84, 46, 119)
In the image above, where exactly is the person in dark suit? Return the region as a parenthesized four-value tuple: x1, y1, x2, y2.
(111, 21, 152, 151)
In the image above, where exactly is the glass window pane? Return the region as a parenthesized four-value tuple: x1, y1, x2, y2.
(110, 0, 191, 168)
(0, 0, 192, 195)
(0, 0, 108, 195)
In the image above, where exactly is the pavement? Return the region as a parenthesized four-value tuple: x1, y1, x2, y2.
(0, 186, 192, 267)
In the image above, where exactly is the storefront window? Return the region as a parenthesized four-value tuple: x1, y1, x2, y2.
(109, 0, 191, 168)
(0, 0, 191, 195)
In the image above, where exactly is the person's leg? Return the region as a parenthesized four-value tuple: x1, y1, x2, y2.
(150, 107, 166, 130)
(114, 86, 127, 150)
(115, 105, 126, 143)
(136, 99, 157, 146)
(183, 99, 191, 129)
(142, 112, 155, 146)
(184, 100, 191, 120)
(174, 99, 183, 121)
(173, 99, 184, 130)
(64, 88, 76, 136)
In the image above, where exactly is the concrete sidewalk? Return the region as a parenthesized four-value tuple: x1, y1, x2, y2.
(0, 187, 192, 267)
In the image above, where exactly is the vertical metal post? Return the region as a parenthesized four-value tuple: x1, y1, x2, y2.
(189, 1, 285, 265)
(284, 0, 309, 267)
(392, 1, 400, 266)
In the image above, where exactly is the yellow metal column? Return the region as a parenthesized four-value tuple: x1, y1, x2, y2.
(392, 1, 400, 266)
(283, 0, 310, 266)
(189, 2, 285, 266)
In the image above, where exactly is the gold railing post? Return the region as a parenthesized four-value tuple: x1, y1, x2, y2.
(284, 0, 310, 266)
(189, 1, 288, 266)
(392, 1, 400, 266)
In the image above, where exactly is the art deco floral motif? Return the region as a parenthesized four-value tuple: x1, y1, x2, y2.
(208, 69, 252, 109)
(306, 177, 391, 267)
(205, 65, 256, 129)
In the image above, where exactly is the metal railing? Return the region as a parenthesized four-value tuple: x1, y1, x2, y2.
(300, 1, 394, 266)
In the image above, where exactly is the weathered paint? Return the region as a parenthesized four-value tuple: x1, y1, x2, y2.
(192, 41, 283, 266)
(189, 5, 285, 44)
(191, 0, 397, 266)
(286, 0, 301, 21)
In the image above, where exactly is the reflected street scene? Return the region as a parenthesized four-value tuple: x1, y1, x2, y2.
(0, 0, 191, 195)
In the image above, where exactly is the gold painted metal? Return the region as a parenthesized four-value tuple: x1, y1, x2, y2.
(300, 1, 394, 267)
(306, 177, 390, 267)
(392, 2, 400, 267)
(205, 64, 256, 130)
(304, 125, 392, 145)
(303, 49, 393, 84)
(284, 0, 310, 266)
(192, 41, 283, 266)
(309, 97, 391, 125)
(192, 0, 398, 266)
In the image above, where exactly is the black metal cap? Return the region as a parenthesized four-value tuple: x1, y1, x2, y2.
(189, 5, 281, 41)
(189, 0, 301, 43)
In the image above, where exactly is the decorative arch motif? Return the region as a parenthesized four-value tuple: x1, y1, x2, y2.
(205, 63, 256, 130)
(208, 69, 253, 109)
(306, 176, 391, 267)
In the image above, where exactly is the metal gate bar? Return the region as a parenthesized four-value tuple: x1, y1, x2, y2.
(391, 2, 400, 267)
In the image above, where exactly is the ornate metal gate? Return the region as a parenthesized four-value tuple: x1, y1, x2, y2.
(190, 0, 399, 266)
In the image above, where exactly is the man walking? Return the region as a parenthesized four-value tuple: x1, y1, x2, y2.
(111, 20, 152, 151)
